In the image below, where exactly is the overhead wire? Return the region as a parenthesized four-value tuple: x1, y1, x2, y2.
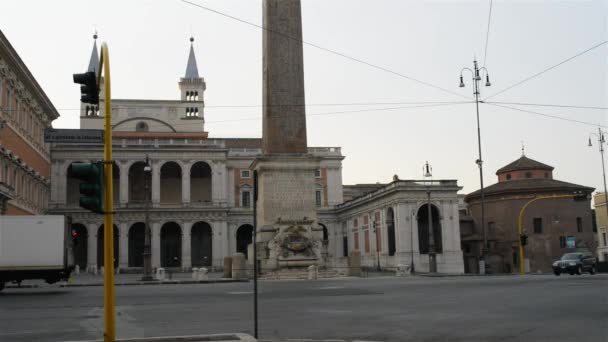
(482, 102, 606, 128)
(179, 0, 471, 101)
(483, 101, 608, 110)
(483, 40, 608, 101)
(482, 0, 493, 68)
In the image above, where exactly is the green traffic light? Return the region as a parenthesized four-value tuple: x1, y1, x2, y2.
(68, 162, 104, 213)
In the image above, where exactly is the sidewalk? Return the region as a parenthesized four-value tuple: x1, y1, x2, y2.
(5, 272, 247, 289)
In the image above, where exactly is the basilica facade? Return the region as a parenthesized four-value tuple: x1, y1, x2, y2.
(48, 37, 464, 274)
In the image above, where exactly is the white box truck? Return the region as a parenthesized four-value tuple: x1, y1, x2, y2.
(0, 215, 74, 291)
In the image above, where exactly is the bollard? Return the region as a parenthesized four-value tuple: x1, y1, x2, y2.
(156, 267, 166, 281)
(192, 268, 199, 280)
(74, 265, 80, 275)
(197, 267, 209, 281)
(90, 265, 97, 275)
(223, 256, 232, 278)
(347, 251, 362, 276)
(232, 253, 247, 280)
(100, 266, 104, 276)
(308, 265, 318, 280)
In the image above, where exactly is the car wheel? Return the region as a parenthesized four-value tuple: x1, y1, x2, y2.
(576, 266, 582, 275)
(0, 282, 4, 292)
(590, 266, 596, 275)
(554, 270, 561, 276)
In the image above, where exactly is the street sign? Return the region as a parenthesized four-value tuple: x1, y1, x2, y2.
(566, 236, 576, 249)
(44, 128, 104, 144)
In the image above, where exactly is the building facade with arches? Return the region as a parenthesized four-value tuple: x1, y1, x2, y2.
(48, 35, 465, 274)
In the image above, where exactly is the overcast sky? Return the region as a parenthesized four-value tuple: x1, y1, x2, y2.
(1, 0, 607, 195)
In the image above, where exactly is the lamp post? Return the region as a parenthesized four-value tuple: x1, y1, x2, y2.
(141, 155, 153, 281)
(459, 60, 491, 275)
(423, 161, 437, 273)
(588, 128, 608, 221)
(373, 220, 381, 271)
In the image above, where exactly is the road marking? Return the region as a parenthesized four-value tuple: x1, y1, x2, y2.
(226, 291, 254, 295)
(313, 286, 345, 290)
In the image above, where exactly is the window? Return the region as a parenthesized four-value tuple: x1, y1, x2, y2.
(241, 190, 251, 208)
(315, 190, 322, 207)
(603, 233, 607, 247)
(354, 232, 359, 250)
(314, 169, 321, 178)
(6, 88, 11, 113)
(576, 217, 583, 233)
(525, 171, 532, 178)
(488, 221, 496, 234)
(363, 215, 369, 225)
(544, 172, 549, 178)
(559, 236, 566, 248)
(354, 218, 358, 227)
(533, 218, 543, 234)
(506, 174, 511, 180)
(240, 170, 251, 178)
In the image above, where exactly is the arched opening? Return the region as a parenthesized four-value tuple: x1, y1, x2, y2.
(319, 223, 329, 242)
(135, 121, 149, 132)
(71, 223, 88, 270)
(66, 162, 84, 206)
(161, 222, 181, 267)
(191, 221, 212, 267)
(236, 224, 253, 259)
(160, 162, 182, 204)
(417, 203, 442, 254)
(97, 224, 119, 268)
(129, 162, 148, 203)
(386, 207, 396, 256)
(191, 162, 212, 203)
(128, 222, 146, 267)
(112, 163, 120, 204)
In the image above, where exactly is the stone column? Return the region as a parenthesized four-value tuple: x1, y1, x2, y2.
(119, 163, 129, 206)
(226, 168, 235, 206)
(212, 162, 227, 205)
(119, 223, 128, 269)
(181, 221, 192, 271)
(87, 223, 97, 272)
(182, 162, 191, 206)
(226, 223, 235, 257)
(152, 222, 161, 268)
(151, 162, 160, 206)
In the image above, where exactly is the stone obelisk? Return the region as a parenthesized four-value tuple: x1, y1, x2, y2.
(252, 0, 322, 270)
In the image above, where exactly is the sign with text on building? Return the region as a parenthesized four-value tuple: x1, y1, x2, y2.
(44, 128, 104, 144)
(566, 236, 576, 249)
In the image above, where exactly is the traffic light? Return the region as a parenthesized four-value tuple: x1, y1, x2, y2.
(73, 71, 99, 104)
(68, 162, 104, 213)
(520, 233, 528, 246)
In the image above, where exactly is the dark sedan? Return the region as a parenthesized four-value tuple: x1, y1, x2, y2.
(553, 252, 596, 276)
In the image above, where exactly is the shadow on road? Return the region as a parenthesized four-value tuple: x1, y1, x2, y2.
(0, 290, 69, 297)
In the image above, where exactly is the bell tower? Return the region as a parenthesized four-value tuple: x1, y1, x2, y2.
(179, 37, 206, 118)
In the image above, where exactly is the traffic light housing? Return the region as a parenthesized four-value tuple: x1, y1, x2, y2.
(520, 233, 528, 246)
(68, 162, 103, 213)
(73, 71, 99, 105)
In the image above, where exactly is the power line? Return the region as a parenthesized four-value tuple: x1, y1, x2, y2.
(483, 40, 608, 101)
(482, 102, 606, 128)
(482, 0, 493, 68)
(483, 101, 608, 110)
(180, 0, 471, 101)
(102, 102, 470, 131)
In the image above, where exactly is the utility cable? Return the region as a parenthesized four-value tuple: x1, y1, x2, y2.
(483, 40, 608, 101)
(482, 102, 606, 128)
(483, 101, 608, 110)
(180, 0, 470, 100)
(482, 0, 493, 68)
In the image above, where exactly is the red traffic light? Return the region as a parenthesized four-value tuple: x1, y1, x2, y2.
(71, 229, 78, 237)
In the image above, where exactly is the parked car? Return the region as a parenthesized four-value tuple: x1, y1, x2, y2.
(552, 253, 596, 276)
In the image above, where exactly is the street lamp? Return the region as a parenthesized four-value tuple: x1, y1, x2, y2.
(373, 220, 381, 271)
(141, 155, 153, 281)
(423, 161, 437, 273)
(588, 128, 608, 222)
(459, 60, 492, 275)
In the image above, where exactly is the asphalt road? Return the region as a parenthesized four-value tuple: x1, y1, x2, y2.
(0, 274, 606, 342)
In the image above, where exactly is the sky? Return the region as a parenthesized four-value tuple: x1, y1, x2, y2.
(1, 0, 607, 195)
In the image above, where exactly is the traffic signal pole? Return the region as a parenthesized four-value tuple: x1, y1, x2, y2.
(100, 42, 116, 342)
(517, 194, 584, 275)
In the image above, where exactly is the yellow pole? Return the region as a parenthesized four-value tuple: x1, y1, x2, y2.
(517, 194, 576, 275)
(101, 42, 116, 342)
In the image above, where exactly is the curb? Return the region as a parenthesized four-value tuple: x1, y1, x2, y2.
(6, 279, 248, 289)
